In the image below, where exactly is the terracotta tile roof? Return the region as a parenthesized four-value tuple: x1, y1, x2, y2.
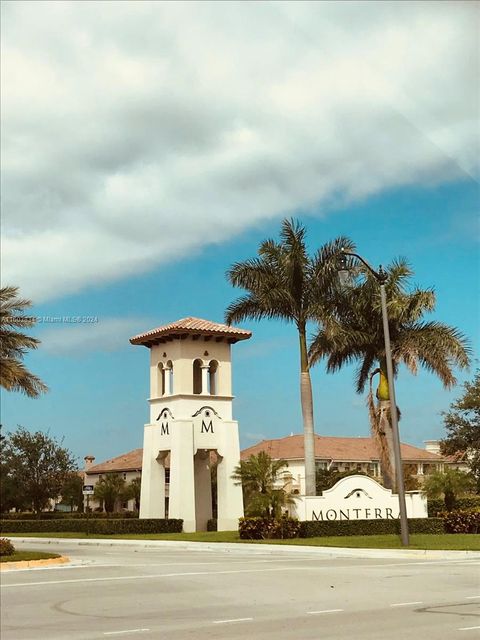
(241, 434, 444, 463)
(86, 449, 143, 474)
(85, 435, 443, 475)
(130, 317, 252, 346)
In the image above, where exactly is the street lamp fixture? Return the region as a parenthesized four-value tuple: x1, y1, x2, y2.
(338, 248, 410, 546)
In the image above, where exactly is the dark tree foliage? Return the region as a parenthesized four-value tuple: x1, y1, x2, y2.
(60, 472, 84, 512)
(1, 427, 76, 513)
(441, 371, 480, 490)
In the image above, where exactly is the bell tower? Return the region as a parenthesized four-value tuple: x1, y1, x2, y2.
(130, 317, 251, 532)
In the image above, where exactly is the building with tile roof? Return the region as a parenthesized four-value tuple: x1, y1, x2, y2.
(84, 434, 445, 510)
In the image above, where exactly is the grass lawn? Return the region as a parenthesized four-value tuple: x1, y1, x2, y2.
(0, 550, 61, 563)
(3, 531, 479, 551)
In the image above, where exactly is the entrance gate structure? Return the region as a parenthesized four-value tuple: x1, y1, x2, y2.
(130, 317, 251, 532)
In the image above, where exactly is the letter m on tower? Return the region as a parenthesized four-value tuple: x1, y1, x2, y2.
(201, 420, 213, 434)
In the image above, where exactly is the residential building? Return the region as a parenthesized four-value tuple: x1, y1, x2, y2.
(84, 433, 445, 510)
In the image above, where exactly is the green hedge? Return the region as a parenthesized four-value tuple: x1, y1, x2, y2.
(1, 512, 139, 520)
(299, 517, 444, 537)
(0, 518, 182, 535)
(428, 496, 480, 517)
(238, 517, 444, 539)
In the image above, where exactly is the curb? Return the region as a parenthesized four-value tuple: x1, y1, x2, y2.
(0, 556, 70, 571)
(9, 537, 480, 560)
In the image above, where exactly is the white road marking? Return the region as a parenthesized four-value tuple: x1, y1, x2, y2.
(0, 565, 307, 588)
(459, 626, 480, 632)
(307, 609, 344, 614)
(390, 601, 423, 607)
(212, 618, 253, 624)
(103, 630, 150, 636)
(466, 595, 480, 599)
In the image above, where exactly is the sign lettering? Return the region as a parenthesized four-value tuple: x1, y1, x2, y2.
(201, 420, 214, 434)
(160, 422, 169, 435)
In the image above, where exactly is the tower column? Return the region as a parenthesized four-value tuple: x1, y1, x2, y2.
(201, 365, 209, 394)
(164, 366, 171, 395)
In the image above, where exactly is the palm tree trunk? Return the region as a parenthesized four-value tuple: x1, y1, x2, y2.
(376, 362, 396, 490)
(299, 326, 316, 496)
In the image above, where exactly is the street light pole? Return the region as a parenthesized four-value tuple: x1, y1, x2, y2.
(339, 250, 410, 546)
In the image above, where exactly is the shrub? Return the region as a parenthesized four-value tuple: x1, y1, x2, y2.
(428, 496, 480, 517)
(0, 518, 182, 535)
(441, 510, 480, 534)
(239, 516, 300, 540)
(298, 517, 445, 538)
(0, 537, 15, 556)
(207, 519, 217, 532)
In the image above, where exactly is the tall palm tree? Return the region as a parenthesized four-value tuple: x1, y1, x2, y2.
(0, 286, 48, 397)
(225, 219, 354, 495)
(309, 259, 470, 489)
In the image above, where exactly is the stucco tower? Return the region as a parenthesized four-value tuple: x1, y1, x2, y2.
(130, 317, 251, 532)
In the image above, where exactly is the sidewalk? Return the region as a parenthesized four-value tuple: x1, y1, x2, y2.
(11, 536, 480, 561)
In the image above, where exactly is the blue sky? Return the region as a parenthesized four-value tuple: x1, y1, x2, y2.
(1, 2, 478, 466)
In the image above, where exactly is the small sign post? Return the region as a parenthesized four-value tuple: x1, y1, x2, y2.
(83, 485, 94, 536)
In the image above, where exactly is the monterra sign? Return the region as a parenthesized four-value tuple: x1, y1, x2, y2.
(290, 475, 428, 521)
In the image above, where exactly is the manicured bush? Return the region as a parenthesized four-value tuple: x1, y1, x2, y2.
(0, 518, 182, 535)
(298, 517, 445, 538)
(207, 519, 217, 532)
(0, 537, 15, 556)
(239, 516, 300, 540)
(428, 496, 480, 517)
(441, 510, 480, 534)
(1, 511, 139, 520)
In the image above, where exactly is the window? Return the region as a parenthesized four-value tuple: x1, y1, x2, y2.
(166, 360, 174, 394)
(123, 473, 127, 480)
(158, 363, 165, 396)
(208, 360, 218, 395)
(193, 359, 202, 394)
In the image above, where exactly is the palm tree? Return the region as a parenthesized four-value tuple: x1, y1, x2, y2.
(124, 477, 141, 511)
(309, 259, 470, 489)
(93, 474, 126, 513)
(226, 219, 354, 495)
(231, 451, 292, 518)
(423, 468, 475, 512)
(0, 286, 48, 397)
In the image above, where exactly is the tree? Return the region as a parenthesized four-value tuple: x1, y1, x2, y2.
(0, 286, 48, 397)
(231, 451, 292, 518)
(60, 472, 84, 512)
(226, 219, 354, 495)
(0, 427, 76, 513)
(309, 259, 470, 489)
(423, 468, 476, 512)
(123, 477, 141, 511)
(440, 371, 480, 490)
(93, 474, 126, 513)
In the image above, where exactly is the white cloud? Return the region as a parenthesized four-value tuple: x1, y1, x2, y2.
(38, 317, 150, 356)
(1, 1, 478, 301)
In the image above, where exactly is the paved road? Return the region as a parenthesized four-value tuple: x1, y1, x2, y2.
(1, 540, 479, 640)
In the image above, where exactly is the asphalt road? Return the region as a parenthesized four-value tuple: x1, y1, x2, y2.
(1, 539, 479, 640)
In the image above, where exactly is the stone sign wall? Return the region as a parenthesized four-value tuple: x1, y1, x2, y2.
(289, 475, 428, 521)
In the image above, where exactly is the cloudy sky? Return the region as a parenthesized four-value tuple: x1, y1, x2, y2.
(1, 1, 479, 464)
